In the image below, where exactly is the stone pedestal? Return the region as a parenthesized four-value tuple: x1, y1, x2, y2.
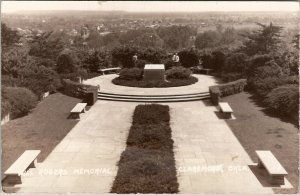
(144, 64, 165, 81)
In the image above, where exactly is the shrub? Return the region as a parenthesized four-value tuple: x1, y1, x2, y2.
(209, 86, 221, 105)
(166, 66, 191, 80)
(211, 50, 225, 71)
(265, 84, 299, 116)
(61, 79, 98, 105)
(246, 54, 273, 76)
(135, 59, 147, 69)
(119, 68, 143, 80)
(209, 79, 247, 104)
(200, 53, 213, 69)
(248, 75, 297, 97)
(178, 49, 199, 68)
(218, 79, 247, 96)
(220, 72, 245, 82)
(163, 59, 175, 70)
(112, 76, 198, 88)
(224, 53, 248, 73)
(133, 104, 170, 125)
(2, 87, 38, 118)
(56, 49, 79, 74)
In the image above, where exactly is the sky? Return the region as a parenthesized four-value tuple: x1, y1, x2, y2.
(1, 1, 299, 13)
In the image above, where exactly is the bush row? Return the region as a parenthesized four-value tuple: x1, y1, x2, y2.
(111, 104, 178, 193)
(209, 79, 247, 105)
(61, 79, 98, 105)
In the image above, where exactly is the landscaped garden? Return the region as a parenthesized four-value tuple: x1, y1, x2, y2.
(1, 8, 299, 194)
(111, 104, 178, 193)
(112, 67, 198, 88)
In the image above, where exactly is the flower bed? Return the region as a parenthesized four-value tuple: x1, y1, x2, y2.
(112, 67, 198, 88)
(112, 76, 198, 88)
(111, 104, 178, 193)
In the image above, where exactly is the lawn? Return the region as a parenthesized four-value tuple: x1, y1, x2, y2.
(1, 93, 81, 179)
(111, 104, 178, 193)
(223, 92, 298, 194)
(112, 76, 198, 88)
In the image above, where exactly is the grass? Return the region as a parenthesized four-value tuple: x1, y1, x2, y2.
(222, 92, 298, 194)
(112, 76, 198, 88)
(111, 104, 179, 193)
(1, 93, 81, 178)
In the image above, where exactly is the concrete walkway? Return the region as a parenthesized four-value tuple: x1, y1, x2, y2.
(6, 101, 138, 193)
(5, 74, 274, 194)
(169, 101, 273, 194)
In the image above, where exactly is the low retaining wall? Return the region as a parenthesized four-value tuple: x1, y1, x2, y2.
(209, 79, 247, 105)
(62, 79, 98, 106)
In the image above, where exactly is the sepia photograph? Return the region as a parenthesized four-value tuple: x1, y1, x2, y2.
(0, 1, 299, 194)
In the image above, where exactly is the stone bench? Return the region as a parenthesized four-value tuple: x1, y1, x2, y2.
(98, 67, 121, 75)
(218, 102, 233, 119)
(70, 103, 87, 119)
(256, 150, 288, 185)
(4, 150, 40, 184)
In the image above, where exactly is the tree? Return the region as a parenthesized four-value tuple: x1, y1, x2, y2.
(56, 49, 79, 74)
(1, 23, 20, 47)
(195, 31, 221, 49)
(240, 22, 283, 56)
(133, 33, 164, 48)
(246, 54, 273, 76)
(178, 49, 199, 68)
(157, 25, 196, 50)
(1, 47, 29, 76)
(29, 31, 65, 60)
(224, 53, 248, 73)
(139, 48, 167, 64)
(18, 64, 62, 97)
(292, 34, 299, 49)
(211, 50, 225, 71)
(112, 46, 138, 68)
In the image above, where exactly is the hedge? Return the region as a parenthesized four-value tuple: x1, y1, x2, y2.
(61, 79, 98, 105)
(209, 79, 247, 105)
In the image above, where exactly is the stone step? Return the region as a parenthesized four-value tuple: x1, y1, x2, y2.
(97, 94, 210, 103)
(98, 92, 210, 99)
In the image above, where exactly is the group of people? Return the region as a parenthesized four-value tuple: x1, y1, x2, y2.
(132, 53, 180, 67)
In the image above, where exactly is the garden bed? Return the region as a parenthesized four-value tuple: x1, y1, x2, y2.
(112, 76, 198, 88)
(111, 104, 178, 193)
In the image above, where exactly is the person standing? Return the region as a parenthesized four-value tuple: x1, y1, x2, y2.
(172, 53, 180, 66)
(132, 53, 138, 67)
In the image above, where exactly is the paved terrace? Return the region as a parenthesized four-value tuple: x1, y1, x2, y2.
(83, 74, 219, 95)
(5, 74, 273, 194)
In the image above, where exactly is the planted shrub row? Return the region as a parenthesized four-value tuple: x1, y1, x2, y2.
(61, 79, 98, 105)
(111, 104, 178, 193)
(209, 79, 247, 105)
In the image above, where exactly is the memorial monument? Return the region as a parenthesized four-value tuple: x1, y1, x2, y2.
(143, 64, 165, 81)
